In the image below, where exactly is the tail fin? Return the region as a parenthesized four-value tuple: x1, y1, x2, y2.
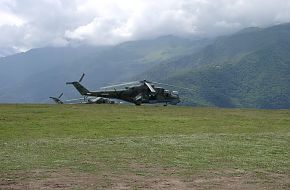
(66, 81, 90, 96)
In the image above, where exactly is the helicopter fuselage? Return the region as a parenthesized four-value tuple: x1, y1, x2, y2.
(87, 84, 180, 105)
(67, 77, 181, 106)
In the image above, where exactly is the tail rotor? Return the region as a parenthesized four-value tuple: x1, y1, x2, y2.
(79, 73, 85, 83)
(58, 93, 64, 99)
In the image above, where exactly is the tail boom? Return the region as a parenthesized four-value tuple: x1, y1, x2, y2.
(66, 81, 90, 96)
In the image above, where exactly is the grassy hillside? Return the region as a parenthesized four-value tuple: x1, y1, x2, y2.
(0, 36, 208, 103)
(0, 105, 289, 189)
(141, 23, 290, 108)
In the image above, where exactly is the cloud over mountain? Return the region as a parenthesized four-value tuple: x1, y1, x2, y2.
(1, 0, 290, 55)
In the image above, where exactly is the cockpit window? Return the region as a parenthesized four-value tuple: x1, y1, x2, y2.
(171, 91, 179, 95)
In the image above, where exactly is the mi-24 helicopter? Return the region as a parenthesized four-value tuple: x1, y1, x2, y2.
(66, 74, 191, 106)
(49, 92, 114, 104)
(49, 93, 64, 104)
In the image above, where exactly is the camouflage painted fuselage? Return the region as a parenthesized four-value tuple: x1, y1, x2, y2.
(68, 82, 180, 105)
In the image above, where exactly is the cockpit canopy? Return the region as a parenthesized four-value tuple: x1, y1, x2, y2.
(171, 91, 179, 95)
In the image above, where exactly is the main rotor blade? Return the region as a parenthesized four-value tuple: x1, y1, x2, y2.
(151, 81, 196, 91)
(100, 81, 140, 89)
(145, 82, 156, 93)
(79, 73, 85, 83)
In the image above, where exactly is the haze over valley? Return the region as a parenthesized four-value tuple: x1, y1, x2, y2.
(1, 0, 290, 108)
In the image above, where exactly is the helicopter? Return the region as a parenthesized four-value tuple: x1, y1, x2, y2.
(49, 93, 64, 104)
(65, 96, 115, 104)
(66, 74, 182, 106)
(49, 92, 114, 104)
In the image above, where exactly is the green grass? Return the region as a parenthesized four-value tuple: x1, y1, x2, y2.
(0, 104, 289, 188)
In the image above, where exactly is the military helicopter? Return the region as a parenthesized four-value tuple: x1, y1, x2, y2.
(49, 92, 114, 104)
(66, 74, 181, 106)
(49, 93, 64, 104)
(65, 96, 115, 104)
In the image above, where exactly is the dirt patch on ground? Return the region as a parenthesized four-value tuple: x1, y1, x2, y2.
(0, 169, 289, 189)
(0, 169, 99, 190)
(108, 169, 290, 190)
(193, 169, 290, 190)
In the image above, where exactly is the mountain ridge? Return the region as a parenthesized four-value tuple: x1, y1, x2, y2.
(1, 23, 290, 108)
(139, 23, 290, 108)
(0, 35, 208, 103)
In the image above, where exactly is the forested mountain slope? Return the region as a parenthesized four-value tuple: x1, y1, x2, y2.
(140, 23, 290, 108)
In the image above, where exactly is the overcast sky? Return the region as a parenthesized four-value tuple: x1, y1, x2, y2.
(1, 0, 290, 56)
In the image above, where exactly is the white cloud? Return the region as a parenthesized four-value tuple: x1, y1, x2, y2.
(0, 11, 25, 27)
(1, 0, 290, 56)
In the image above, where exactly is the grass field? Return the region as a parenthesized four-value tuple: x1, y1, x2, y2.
(0, 104, 289, 189)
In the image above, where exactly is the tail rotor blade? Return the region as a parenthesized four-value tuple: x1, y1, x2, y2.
(79, 73, 85, 83)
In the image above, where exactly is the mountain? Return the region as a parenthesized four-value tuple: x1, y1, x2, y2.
(0, 36, 208, 103)
(2, 23, 290, 108)
(140, 23, 290, 109)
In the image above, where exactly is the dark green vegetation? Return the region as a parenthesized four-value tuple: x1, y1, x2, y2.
(144, 23, 290, 109)
(1, 23, 290, 109)
(0, 105, 289, 189)
(0, 36, 208, 103)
